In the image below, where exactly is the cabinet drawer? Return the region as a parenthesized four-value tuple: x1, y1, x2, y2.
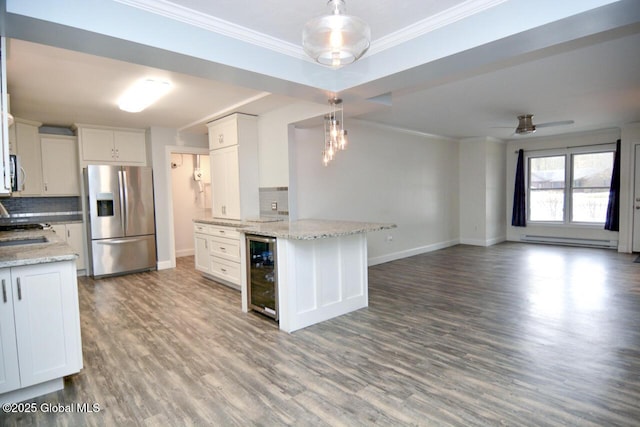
(210, 236, 240, 261)
(193, 223, 210, 234)
(210, 256, 240, 285)
(209, 225, 240, 240)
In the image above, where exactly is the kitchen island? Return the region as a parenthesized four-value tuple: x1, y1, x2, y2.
(0, 229, 82, 404)
(239, 219, 396, 333)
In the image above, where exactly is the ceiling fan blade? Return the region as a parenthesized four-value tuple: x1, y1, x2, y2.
(536, 120, 574, 128)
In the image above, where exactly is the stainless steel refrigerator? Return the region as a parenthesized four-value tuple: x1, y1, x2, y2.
(84, 165, 157, 278)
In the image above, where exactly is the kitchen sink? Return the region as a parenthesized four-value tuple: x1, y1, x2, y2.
(0, 237, 48, 247)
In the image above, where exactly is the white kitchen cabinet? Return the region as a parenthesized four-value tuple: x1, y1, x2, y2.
(207, 114, 259, 220)
(78, 126, 147, 165)
(0, 260, 82, 401)
(207, 114, 240, 150)
(194, 223, 211, 274)
(14, 120, 43, 196)
(211, 146, 241, 219)
(0, 270, 20, 393)
(51, 223, 86, 271)
(194, 222, 241, 289)
(41, 135, 80, 196)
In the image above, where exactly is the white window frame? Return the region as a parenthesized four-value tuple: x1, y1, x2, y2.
(525, 144, 616, 226)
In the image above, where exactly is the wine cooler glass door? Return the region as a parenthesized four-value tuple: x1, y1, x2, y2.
(246, 235, 278, 320)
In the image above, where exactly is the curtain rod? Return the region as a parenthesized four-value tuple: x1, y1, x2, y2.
(514, 141, 616, 154)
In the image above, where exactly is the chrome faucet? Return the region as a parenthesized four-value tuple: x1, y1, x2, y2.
(0, 201, 9, 218)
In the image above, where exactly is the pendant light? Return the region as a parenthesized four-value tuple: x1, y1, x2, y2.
(303, 0, 371, 68)
(322, 97, 348, 166)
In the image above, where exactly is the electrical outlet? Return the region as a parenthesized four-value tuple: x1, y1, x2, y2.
(386, 235, 393, 242)
(271, 202, 278, 211)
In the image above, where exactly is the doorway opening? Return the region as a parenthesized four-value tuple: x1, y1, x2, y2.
(170, 151, 210, 258)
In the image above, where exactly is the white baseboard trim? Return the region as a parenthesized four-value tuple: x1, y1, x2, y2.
(157, 260, 175, 270)
(175, 248, 195, 257)
(460, 236, 506, 247)
(368, 239, 460, 266)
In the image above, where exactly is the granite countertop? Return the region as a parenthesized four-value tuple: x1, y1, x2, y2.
(193, 216, 284, 228)
(0, 229, 78, 268)
(239, 219, 397, 240)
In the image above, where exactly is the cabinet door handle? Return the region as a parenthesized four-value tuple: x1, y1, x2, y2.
(17, 278, 22, 301)
(44, 182, 48, 192)
(218, 134, 224, 144)
(220, 268, 227, 273)
(204, 240, 208, 249)
(2, 279, 6, 303)
(115, 148, 119, 158)
(219, 247, 226, 251)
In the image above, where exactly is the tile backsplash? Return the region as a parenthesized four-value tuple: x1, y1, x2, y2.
(0, 196, 81, 216)
(259, 187, 288, 219)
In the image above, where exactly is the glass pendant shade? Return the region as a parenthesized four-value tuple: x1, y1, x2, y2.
(322, 97, 348, 166)
(303, 0, 371, 67)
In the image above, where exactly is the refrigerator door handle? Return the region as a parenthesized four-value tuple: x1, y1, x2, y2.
(118, 169, 127, 235)
(97, 238, 149, 245)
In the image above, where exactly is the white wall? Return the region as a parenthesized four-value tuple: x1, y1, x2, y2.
(291, 121, 460, 265)
(171, 153, 210, 257)
(486, 138, 507, 243)
(459, 137, 506, 246)
(460, 139, 488, 243)
(257, 101, 329, 187)
(149, 127, 207, 269)
(505, 128, 620, 245)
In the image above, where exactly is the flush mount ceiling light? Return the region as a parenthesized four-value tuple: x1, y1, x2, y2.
(303, 0, 371, 68)
(322, 97, 348, 166)
(118, 78, 172, 113)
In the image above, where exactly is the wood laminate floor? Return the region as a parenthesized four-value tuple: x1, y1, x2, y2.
(2, 242, 640, 426)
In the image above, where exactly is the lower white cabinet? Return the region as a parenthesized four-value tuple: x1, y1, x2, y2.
(194, 222, 241, 288)
(51, 223, 86, 271)
(0, 261, 82, 401)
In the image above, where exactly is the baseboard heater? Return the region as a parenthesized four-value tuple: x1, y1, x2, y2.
(520, 234, 618, 249)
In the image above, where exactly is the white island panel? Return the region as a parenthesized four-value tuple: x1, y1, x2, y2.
(278, 233, 368, 333)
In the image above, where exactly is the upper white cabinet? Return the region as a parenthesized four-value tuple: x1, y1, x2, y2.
(11, 121, 80, 197)
(41, 135, 80, 196)
(207, 114, 259, 220)
(0, 37, 11, 196)
(14, 119, 43, 196)
(78, 126, 147, 166)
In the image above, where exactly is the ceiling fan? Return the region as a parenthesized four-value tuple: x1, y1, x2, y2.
(512, 114, 574, 135)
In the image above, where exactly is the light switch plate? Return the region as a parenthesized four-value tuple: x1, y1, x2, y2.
(271, 202, 278, 211)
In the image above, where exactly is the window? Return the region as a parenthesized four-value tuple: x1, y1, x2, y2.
(527, 147, 614, 224)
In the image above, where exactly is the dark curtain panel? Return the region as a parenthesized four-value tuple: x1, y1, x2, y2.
(604, 139, 621, 231)
(512, 149, 526, 227)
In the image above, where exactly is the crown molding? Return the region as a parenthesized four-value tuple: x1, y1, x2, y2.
(114, 0, 308, 60)
(368, 0, 508, 55)
(115, 0, 507, 65)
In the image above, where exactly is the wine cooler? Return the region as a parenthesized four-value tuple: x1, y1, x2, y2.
(246, 235, 278, 320)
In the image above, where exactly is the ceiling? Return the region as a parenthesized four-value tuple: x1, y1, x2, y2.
(3, 0, 640, 139)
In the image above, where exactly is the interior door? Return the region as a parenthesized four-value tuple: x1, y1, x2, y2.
(633, 146, 640, 252)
